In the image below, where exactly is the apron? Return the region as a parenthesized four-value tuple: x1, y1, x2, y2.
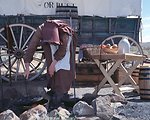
(50, 36, 72, 72)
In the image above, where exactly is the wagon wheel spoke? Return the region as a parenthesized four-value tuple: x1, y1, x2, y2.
(0, 33, 7, 42)
(9, 27, 18, 49)
(110, 38, 115, 45)
(19, 26, 24, 49)
(10, 58, 19, 71)
(130, 41, 134, 46)
(21, 30, 35, 50)
(1, 57, 17, 78)
(32, 56, 45, 64)
(5, 57, 16, 73)
(0, 55, 15, 66)
(29, 62, 38, 74)
(20, 58, 26, 72)
(14, 59, 21, 81)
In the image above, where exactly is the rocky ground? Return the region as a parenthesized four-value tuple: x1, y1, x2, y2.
(0, 74, 150, 120)
(0, 78, 150, 120)
(68, 84, 150, 120)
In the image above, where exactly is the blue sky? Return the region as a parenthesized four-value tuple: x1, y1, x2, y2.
(142, 0, 150, 42)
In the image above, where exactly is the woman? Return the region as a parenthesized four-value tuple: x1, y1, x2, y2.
(24, 19, 77, 107)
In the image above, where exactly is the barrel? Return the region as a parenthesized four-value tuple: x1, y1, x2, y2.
(56, 6, 78, 17)
(56, 5, 79, 31)
(132, 67, 139, 85)
(139, 66, 150, 99)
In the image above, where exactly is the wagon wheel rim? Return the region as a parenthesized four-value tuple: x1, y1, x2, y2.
(102, 35, 144, 69)
(0, 24, 46, 81)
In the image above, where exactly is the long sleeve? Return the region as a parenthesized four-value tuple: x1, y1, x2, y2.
(53, 33, 68, 61)
(24, 27, 42, 63)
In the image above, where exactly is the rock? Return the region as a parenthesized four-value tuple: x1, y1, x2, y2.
(57, 107, 70, 119)
(73, 101, 95, 116)
(94, 95, 114, 120)
(19, 105, 47, 120)
(110, 94, 127, 104)
(75, 116, 101, 120)
(0, 109, 20, 120)
(111, 102, 123, 111)
(48, 109, 59, 119)
(48, 107, 70, 120)
(111, 114, 122, 120)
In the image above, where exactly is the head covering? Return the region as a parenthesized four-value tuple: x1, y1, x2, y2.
(50, 20, 73, 35)
(41, 21, 60, 45)
(41, 19, 73, 45)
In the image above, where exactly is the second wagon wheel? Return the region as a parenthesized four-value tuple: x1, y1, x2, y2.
(101, 34, 144, 70)
(0, 24, 46, 81)
(102, 35, 143, 55)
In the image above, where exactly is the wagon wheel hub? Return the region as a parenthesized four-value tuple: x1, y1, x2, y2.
(14, 49, 24, 59)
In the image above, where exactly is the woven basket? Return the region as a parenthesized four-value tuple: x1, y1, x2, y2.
(85, 46, 103, 55)
(103, 47, 118, 54)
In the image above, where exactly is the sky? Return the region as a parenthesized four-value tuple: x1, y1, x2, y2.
(141, 0, 150, 43)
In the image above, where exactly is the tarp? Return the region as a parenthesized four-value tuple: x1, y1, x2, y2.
(0, 0, 141, 17)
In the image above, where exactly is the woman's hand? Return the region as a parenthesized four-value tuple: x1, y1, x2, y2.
(49, 60, 57, 77)
(24, 63, 30, 79)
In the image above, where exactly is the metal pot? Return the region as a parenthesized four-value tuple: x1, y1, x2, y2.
(63, 97, 81, 108)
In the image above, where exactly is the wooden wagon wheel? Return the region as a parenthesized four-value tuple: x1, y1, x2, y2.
(0, 24, 46, 81)
(102, 34, 143, 55)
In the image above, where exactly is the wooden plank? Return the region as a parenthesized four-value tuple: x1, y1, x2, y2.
(76, 74, 104, 82)
(85, 48, 145, 61)
(76, 62, 102, 75)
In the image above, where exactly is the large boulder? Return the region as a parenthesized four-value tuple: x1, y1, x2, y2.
(19, 105, 47, 120)
(93, 95, 114, 120)
(0, 109, 20, 120)
(73, 101, 95, 116)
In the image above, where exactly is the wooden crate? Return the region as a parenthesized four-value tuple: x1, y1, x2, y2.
(76, 61, 104, 82)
